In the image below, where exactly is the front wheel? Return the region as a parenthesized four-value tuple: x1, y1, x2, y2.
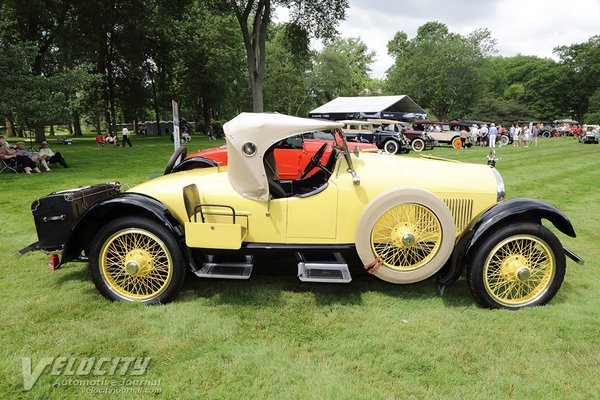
(89, 217, 186, 304)
(500, 134, 510, 146)
(467, 223, 565, 310)
(383, 140, 399, 154)
(412, 138, 425, 152)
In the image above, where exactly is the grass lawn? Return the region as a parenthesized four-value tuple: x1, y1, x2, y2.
(1, 134, 598, 399)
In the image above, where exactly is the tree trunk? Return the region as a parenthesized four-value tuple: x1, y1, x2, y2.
(94, 116, 101, 136)
(250, 74, 264, 113)
(202, 101, 211, 133)
(104, 110, 112, 135)
(234, 0, 270, 113)
(6, 118, 16, 137)
(35, 124, 46, 143)
(150, 76, 161, 136)
(50, 125, 55, 137)
(73, 111, 83, 136)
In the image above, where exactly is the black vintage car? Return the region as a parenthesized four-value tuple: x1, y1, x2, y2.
(367, 119, 436, 152)
(340, 120, 412, 154)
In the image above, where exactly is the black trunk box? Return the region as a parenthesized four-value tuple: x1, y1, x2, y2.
(31, 183, 120, 250)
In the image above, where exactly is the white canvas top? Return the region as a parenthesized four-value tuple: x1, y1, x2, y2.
(309, 95, 425, 114)
(224, 113, 343, 202)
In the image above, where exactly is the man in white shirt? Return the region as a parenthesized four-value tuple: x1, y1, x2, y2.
(488, 124, 497, 148)
(122, 126, 132, 147)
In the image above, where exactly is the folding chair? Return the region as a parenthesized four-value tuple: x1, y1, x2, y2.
(0, 158, 19, 173)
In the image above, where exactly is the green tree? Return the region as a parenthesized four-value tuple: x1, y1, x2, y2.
(584, 89, 600, 123)
(555, 36, 600, 122)
(385, 22, 496, 120)
(173, 2, 249, 130)
(311, 37, 376, 104)
(223, 0, 348, 112)
(479, 55, 572, 122)
(2, 0, 74, 141)
(263, 24, 314, 116)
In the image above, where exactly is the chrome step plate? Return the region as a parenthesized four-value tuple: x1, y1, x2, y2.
(297, 252, 352, 283)
(195, 255, 253, 279)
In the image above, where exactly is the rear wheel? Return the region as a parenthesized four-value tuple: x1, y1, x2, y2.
(500, 134, 510, 145)
(467, 223, 565, 309)
(411, 138, 425, 152)
(452, 137, 462, 149)
(383, 140, 400, 154)
(89, 217, 186, 304)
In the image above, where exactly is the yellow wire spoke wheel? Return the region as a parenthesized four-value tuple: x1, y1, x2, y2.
(483, 235, 555, 307)
(99, 228, 173, 301)
(370, 203, 443, 271)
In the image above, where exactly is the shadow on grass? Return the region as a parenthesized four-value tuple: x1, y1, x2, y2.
(53, 266, 89, 286)
(55, 255, 475, 308)
(180, 269, 474, 309)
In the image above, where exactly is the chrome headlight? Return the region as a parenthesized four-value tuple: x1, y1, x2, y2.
(491, 167, 505, 202)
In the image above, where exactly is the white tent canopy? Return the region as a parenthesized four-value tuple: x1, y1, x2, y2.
(309, 95, 426, 120)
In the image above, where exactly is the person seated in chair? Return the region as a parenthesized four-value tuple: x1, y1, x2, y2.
(0, 142, 41, 174)
(39, 141, 69, 168)
(105, 132, 118, 146)
(15, 142, 51, 171)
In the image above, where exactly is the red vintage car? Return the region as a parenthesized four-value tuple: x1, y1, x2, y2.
(171, 130, 378, 179)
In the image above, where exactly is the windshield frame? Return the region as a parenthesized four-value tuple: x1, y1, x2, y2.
(333, 128, 361, 185)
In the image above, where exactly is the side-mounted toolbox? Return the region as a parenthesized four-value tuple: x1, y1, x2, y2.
(29, 183, 120, 251)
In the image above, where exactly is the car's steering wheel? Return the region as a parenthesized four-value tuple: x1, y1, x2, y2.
(300, 143, 329, 179)
(164, 146, 188, 175)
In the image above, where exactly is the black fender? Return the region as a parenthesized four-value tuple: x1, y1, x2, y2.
(60, 193, 184, 266)
(172, 156, 217, 173)
(438, 198, 576, 286)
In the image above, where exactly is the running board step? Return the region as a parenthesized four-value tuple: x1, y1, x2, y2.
(296, 252, 352, 283)
(194, 255, 253, 279)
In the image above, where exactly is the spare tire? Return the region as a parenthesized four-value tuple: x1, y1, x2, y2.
(355, 188, 456, 284)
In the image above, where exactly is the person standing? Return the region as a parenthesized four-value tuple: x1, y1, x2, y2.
(469, 125, 479, 146)
(122, 126, 132, 147)
(479, 124, 488, 147)
(206, 123, 216, 141)
(532, 124, 539, 147)
(488, 123, 497, 148)
(510, 124, 516, 145)
(523, 126, 531, 147)
(459, 126, 468, 149)
(515, 125, 522, 147)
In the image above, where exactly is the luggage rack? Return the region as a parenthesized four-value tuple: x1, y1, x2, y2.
(191, 203, 237, 223)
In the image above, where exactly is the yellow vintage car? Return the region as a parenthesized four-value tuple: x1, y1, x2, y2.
(27, 113, 583, 309)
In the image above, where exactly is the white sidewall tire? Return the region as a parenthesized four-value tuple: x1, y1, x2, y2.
(412, 138, 425, 152)
(355, 188, 456, 284)
(384, 140, 399, 154)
